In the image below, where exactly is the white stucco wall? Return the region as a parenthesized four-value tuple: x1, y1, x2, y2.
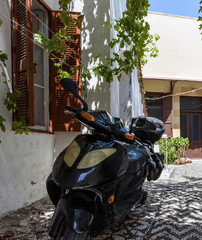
(0, 1, 79, 217)
(0, 0, 141, 216)
(0, 0, 113, 217)
(0, 133, 54, 215)
(77, 0, 111, 112)
(143, 12, 202, 81)
(44, 0, 111, 112)
(0, 6, 54, 215)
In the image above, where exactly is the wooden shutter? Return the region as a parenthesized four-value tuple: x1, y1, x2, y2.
(14, 0, 34, 125)
(50, 12, 81, 131)
(162, 96, 173, 137)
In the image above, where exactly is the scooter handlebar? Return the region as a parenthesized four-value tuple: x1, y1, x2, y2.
(64, 106, 135, 143)
(65, 105, 78, 113)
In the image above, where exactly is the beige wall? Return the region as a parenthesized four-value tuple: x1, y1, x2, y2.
(144, 79, 170, 93)
(143, 12, 202, 138)
(143, 12, 202, 81)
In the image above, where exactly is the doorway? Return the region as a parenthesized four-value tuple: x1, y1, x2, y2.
(180, 97, 202, 158)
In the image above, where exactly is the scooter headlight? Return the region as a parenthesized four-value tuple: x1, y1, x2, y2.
(64, 140, 80, 167)
(77, 148, 117, 169)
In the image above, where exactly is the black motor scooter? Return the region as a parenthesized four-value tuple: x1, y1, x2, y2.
(47, 78, 165, 240)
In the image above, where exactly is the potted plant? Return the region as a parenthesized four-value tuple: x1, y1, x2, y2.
(174, 137, 190, 164)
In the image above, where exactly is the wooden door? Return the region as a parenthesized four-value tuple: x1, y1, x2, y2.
(180, 97, 202, 158)
(180, 112, 202, 158)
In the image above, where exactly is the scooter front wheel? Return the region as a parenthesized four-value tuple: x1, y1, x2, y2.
(51, 221, 89, 240)
(63, 226, 89, 240)
(52, 228, 88, 240)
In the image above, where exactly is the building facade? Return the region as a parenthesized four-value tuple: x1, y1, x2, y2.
(0, 0, 142, 216)
(143, 12, 202, 158)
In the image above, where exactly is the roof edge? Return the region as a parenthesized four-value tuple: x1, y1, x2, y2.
(148, 11, 198, 20)
(143, 75, 202, 83)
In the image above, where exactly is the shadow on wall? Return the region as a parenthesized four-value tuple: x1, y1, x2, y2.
(73, 0, 111, 111)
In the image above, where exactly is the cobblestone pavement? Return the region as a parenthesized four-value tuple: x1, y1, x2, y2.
(0, 161, 202, 240)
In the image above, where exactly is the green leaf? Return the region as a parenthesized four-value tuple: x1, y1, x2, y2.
(114, 25, 119, 31)
(107, 24, 112, 29)
(120, 41, 124, 48)
(0, 51, 8, 66)
(0, 116, 6, 132)
(12, 121, 23, 130)
(109, 41, 116, 49)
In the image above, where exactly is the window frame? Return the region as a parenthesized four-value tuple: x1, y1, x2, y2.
(145, 92, 163, 120)
(31, 4, 50, 131)
(11, 0, 81, 133)
(145, 92, 173, 137)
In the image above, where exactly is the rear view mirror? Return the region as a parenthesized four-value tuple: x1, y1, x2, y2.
(60, 78, 88, 111)
(60, 78, 79, 97)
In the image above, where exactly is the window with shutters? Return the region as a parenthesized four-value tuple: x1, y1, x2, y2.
(12, 0, 81, 132)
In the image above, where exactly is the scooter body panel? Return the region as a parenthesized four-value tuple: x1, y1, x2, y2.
(52, 134, 129, 189)
(49, 192, 94, 238)
(50, 137, 150, 236)
(124, 143, 150, 173)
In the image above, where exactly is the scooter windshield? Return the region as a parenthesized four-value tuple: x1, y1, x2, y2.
(89, 110, 128, 132)
(89, 110, 115, 125)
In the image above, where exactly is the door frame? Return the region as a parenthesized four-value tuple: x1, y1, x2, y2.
(180, 97, 202, 158)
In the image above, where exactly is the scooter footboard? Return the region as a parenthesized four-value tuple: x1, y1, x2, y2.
(49, 192, 94, 238)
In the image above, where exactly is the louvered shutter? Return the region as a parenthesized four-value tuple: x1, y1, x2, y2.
(14, 0, 34, 125)
(50, 12, 81, 131)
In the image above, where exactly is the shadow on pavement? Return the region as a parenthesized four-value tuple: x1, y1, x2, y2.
(0, 178, 201, 240)
(92, 179, 202, 240)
